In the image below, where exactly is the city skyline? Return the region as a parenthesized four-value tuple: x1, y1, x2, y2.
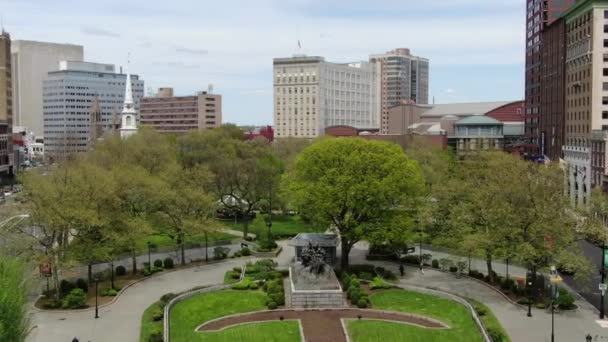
(2, 0, 525, 125)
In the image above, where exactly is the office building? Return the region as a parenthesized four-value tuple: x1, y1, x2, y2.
(11, 40, 84, 138)
(370, 48, 430, 134)
(562, 0, 608, 206)
(139, 87, 222, 134)
(273, 56, 379, 138)
(525, 0, 577, 156)
(43, 61, 144, 156)
(0, 31, 12, 181)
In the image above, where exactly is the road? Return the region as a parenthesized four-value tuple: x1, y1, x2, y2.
(561, 239, 605, 312)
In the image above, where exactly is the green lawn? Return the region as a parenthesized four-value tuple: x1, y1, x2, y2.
(170, 290, 300, 342)
(224, 215, 324, 238)
(347, 290, 484, 342)
(136, 232, 236, 253)
(467, 299, 511, 342)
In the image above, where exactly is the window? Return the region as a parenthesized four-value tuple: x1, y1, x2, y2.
(603, 111, 608, 119)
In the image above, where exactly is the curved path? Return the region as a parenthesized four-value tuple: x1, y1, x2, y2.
(198, 308, 448, 342)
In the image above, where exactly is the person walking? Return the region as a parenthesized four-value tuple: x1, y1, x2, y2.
(399, 264, 405, 277)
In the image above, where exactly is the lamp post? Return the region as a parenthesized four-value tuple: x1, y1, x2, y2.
(146, 241, 151, 271)
(94, 276, 99, 319)
(527, 276, 533, 317)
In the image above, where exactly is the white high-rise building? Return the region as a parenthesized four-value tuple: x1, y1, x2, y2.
(273, 56, 379, 138)
(11, 40, 84, 139)
(43, 61, 144, 156)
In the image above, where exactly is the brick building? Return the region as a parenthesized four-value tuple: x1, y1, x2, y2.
(139, 88, 222, 134)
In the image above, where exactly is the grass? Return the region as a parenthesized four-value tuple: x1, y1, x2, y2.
(136, 232, 236, 253)
(468, 299, 511, 342)
(347, 289, 484, 342)
(224, 215, 324, 238)
(169, 290, 299, 342)
(224, 270, 241, 285)
(140, 300, 163, 342)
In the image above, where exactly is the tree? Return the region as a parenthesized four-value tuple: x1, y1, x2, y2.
(178, 127, 283, 237)
(288, 138, 424, 269)
(0, 256, 29, 342)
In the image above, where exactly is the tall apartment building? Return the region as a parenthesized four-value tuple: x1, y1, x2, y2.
(525, 0, 577, 156)
(0, 32, 12, 181)
(140, 87, 222, 134)
(273, 56, 378, 138)
(562, 0, 608, 206)
(11, 40, 84, 138)
(370, 48, 429, 134)
(43, 61, 144, 156)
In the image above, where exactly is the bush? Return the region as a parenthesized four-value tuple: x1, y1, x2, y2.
(375, 266, 397, 281)
(258, 239, 278, 251)
(233, 267, 242, 273)
(213, 246, 230, 260)
(449, 266, 458, 273)
(249, 282, 259, 290)
(43, 299, 62, 309)
(422, 253, 433, 265)
(148, 326, 163, 342)
(401, 255, 420, 265)
(230, 271, 241, 279)
(348, 264, 376, 275)
(59, 279, 75, 297)
(431, 259, 439, 269)
(115, 265, 127, 276)
(62, 288, 87, 309)
(75, 278, 88, 292)
(143, 268, 152, 277)
(267, 301, 278, 310)
(556, 288, 576, 310)
(151, 309, 164, 321)
(473, 304, 487, 316)
(359, 272, 374, 281)
(163, 258, 174, 269)
(349, 289, 362, 304)
(439, 258, 453, 271)
(357, 298, 369, 308)
(517, 297, 531, 305)
(160, 293, 177, 307)
(487, 327, 506, 342)
(269, 292, 285, 306)
(101, 288, 118, 297)
(153, 259, 163, 268)
(240, 247, 251, 256)
(151, 266, 163, 274)
(370, 277, 392, 290)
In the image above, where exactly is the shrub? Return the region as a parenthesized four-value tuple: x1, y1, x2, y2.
(43, 299, 62, 309)
(160, 293, 177, 306)
(473, 304, 487, 316)
(59, 279, 75, 297)
(350, 290, 362, 304)
(422, 253, 433, 265)
(375, 266, 397, 281)
(213, 246, 230, 260)
(401, 255, 420, 265)
(267, 301, 278, 310)
(115, 265, 127, 276)
(357, 298, 369, 308)
(62, 288, 87, 309)
(230, 271, 241, 279)
(163, 258, 174, 269)
(153, 259, 163, 268)
(370, 277, 392, 290)
(487, 327, 506, 342)
(269, 292, 285, 306)
(556, 288, 576, 310)
(75, 278, 88, 292)
(359, 272, 374, 281)
(151, 266, 163, 274)
(249, 282, 259, 290)
(517, 297, 531, 305)
(148, 326, 163, 342)
(233, 267, 242, 273)
(240, 247, 251, 256)
(101, 288, 118, 297)
(439, 258, 453, 271)
(258, 239, 278, 251)
(151, 309, 164, 321)
(449, 266, 458, 273)
(143, 268, 152, 277)
(431, 259, 439, 269)
(348, 264, 376, 275)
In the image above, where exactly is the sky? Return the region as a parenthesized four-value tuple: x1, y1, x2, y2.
(1, 0, 525, 125)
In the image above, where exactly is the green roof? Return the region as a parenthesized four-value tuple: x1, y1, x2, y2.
(562, 0, 608, 22)
(455, 116, 502, 126)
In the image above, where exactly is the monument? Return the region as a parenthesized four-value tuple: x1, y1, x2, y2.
(287, 234, 344, 308)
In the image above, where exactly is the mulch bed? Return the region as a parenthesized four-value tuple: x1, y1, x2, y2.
(198, 308, 447, 342)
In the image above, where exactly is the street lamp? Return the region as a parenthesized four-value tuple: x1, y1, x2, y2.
(527, 278, 533, 317)
(94, 276, 100, 319)
(146, 241, 151, 271)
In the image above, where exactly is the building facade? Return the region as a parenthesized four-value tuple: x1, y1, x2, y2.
(11, 40, 84, 138)
(370, 48, 429, 134)
(562, 0, 608, 206)
(43, 61, 144, 156)
(139, 87, 222, 134)
(526, 0, 577, 156)
(273, 56, 378, 138)
(540, 17, 568, 161)
(453, 116, 504, 158)
(0, 32, 12, 181)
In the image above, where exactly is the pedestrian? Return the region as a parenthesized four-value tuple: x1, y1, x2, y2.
(72, 338, 79, 342)
(399, 264, 404, 277)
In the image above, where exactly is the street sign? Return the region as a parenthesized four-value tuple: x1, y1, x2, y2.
(600, 283, 607, 291)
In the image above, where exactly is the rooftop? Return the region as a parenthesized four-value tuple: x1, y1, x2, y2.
(421, 102, 513, 118)
(455, 116, 503, 126)
(289, 233, 338, 247)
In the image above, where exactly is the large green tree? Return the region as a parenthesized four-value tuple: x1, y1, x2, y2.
(288, 138, 424, 269)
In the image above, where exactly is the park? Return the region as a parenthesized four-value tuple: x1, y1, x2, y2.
(2, 126, 608, 342)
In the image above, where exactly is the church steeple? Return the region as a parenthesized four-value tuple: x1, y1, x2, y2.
(120, 56, 137, 139)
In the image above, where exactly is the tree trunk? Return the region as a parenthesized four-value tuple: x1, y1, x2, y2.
(486, 252, 494, 283)
(242, 216, 249, 239)
(131, 250, 137, 275)
(180, 234, 186, 266)
(205, 232, 209, 263)
(340, 236, 352, 271)
(52, 257, 60, 301)
(110, 262, 115, 289)
(87, 264, 92, 284)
